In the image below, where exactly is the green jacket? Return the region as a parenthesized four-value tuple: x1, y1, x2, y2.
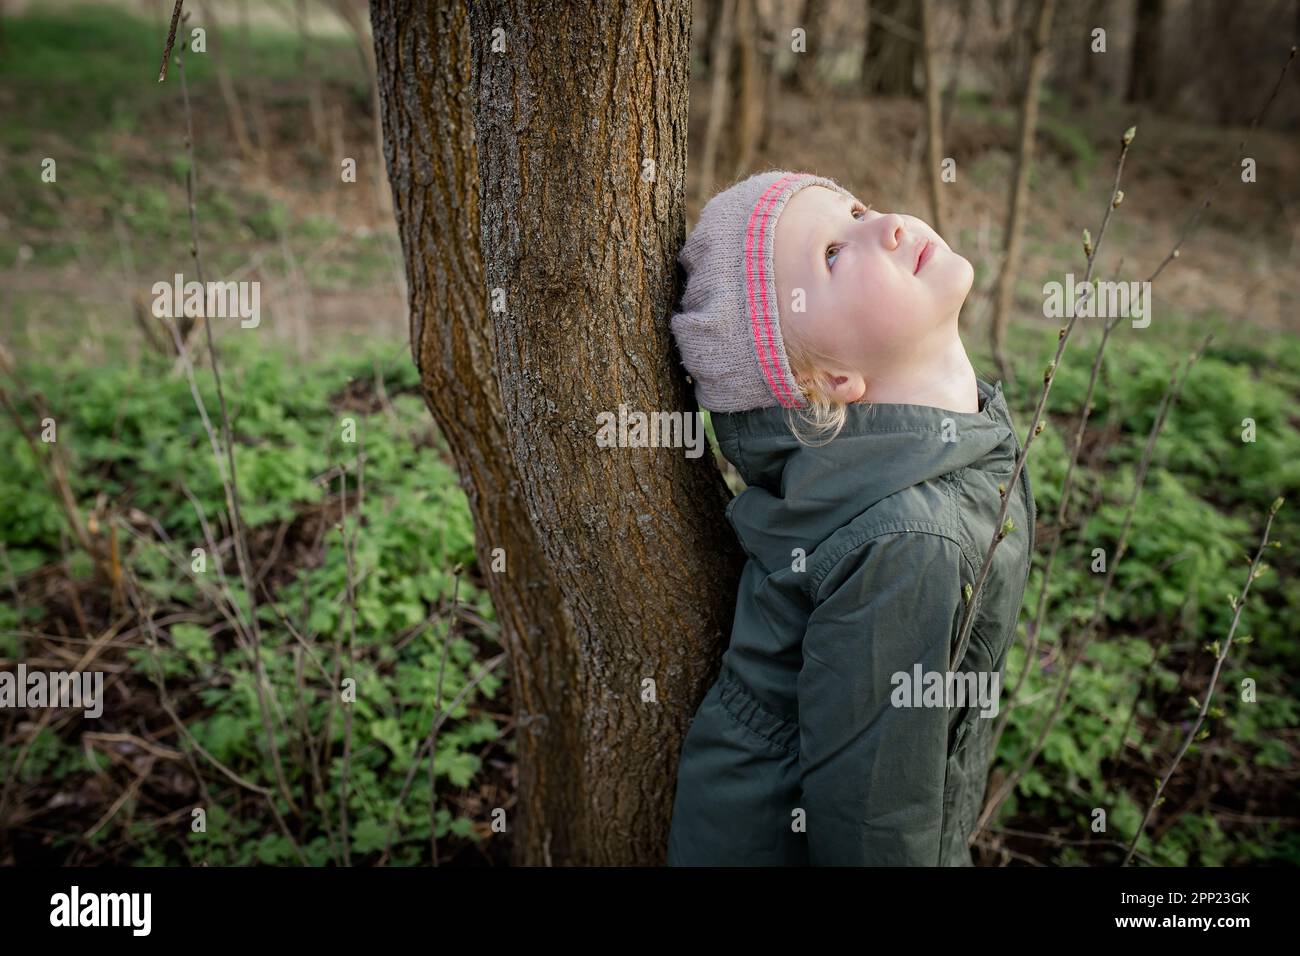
(667, 378, 1036, 866)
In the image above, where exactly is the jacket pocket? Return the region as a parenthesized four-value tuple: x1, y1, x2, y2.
(945, 627, 995, 759)
(947, 706, 979, 759)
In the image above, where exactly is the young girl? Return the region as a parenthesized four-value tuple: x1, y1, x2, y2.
(666, 169, 1036, 866)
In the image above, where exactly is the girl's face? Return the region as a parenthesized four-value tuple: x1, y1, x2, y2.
(773, 185, 974, 399)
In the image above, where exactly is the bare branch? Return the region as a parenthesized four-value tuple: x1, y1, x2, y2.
(157, 0, 185, 83)
(1122, 497, 1284, 866)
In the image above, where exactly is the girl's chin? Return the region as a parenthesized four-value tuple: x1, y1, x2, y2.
(957, 258, 975, 295)
(931, 254, 974, 301)
(942, 248, 974, 278)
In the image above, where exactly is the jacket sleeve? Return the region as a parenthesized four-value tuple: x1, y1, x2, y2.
(797, 530, 969, 866)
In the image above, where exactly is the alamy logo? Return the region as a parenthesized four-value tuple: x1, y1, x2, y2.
(890, 664, 1001, 718)
(50, 886, 151, 936)
(595, 405, 705, 458)
(1042, 273, 1151, 328)
(0, 665, 104, 718)
(151, 273, 261, 328)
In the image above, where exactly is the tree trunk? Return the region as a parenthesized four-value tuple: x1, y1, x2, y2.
(331, 0, 391, 216)
(940, 0, 974, 139)
(371, 0, 743, 866)
(1209, 0, 1239, 125)
(919, 0, 946, 237)
(860, 0, 872, 92)
(756, 0, 785, 154)
(1125, 0, 1162, 104)
(200, 0, 258, 167)
(1072, 0, 1105, 109)
(698, 0, 736, 204)
(990, 0, 1035, 107)
(1295, 0, 1300, 95)
(868, 0, 919, 96)
(730, 0, 763, 178)
(696, 0, 716, 76)
(787, 0, 825, 94)
(988, 0, 1055, 380)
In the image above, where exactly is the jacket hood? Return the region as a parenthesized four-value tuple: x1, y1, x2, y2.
(711, 378, 1019, 569)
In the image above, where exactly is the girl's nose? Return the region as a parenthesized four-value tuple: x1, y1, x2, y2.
(878, 213, 905, 250)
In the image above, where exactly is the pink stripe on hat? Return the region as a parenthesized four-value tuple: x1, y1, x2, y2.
(745, 174, 803, 408)
(754, 177, 808, 407)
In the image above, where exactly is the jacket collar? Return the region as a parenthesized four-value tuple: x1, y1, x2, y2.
(711, 379, 1018, 562)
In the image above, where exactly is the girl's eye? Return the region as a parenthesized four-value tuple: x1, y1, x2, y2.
(827, 204, 870, 269)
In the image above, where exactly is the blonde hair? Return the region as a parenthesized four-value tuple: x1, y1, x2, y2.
(779, 319, 867, 447)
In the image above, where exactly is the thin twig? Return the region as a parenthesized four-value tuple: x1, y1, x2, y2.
(431, 568, 460, 866)
(379, 651, 507, 866)
(972, 336, 1212, 842)
(157, 0, 185, 83)
(127, 576, 308, 865)
(379, 569, 460, 865)
(1122, 497, 1283, 865)
(171, 41, 297, 814)
(990, 257, 1129, 756)
(337, 466, 357, 866)
(952, 125, 1135, 674)
(983, 825, 1159, 866)
(1111, 551, 1197, 754)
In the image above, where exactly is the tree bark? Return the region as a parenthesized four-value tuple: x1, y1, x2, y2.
(371, 0, 743, 866)
(988, 0, 1055, 380)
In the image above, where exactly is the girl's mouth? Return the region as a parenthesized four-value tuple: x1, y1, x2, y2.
(914, 239, 934, 274)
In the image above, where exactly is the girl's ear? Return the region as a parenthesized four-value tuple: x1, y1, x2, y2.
(823, 369, 867, 404)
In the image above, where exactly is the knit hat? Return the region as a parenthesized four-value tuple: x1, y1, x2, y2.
(671, 169, 856, 413)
